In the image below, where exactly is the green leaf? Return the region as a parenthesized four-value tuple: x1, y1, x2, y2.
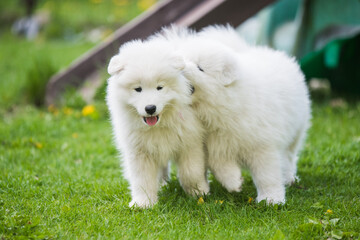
(308, 218, 321, 225)
(270, 229, 286, 240)
(330, 218, 340, 226)
(321, 219, 329, 226)
(311, 202, 323, 209)
(331, 229, 343, 239)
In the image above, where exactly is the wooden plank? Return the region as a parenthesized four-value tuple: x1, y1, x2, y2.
(45, 0, 207, 105)
(176, 0, 275, 29)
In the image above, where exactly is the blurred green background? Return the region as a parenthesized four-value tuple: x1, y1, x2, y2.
(0, 0, 156, 109)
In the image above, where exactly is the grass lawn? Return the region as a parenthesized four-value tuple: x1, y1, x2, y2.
(1, 1, 360, 239)
(1, 99, 360, 239)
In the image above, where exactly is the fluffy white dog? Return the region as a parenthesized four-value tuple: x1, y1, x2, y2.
(160, 26, 311, 204)
(106, 39, 209, 208)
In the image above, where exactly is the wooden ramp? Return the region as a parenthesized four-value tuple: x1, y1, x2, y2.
(45, 0, 274, 105)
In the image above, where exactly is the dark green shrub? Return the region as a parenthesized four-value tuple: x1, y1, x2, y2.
(24, 56, 56, 106)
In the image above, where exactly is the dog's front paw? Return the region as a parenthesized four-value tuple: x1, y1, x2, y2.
(256, 194, 285, 205)
(223, 177, 243, 193)
(284, 175, 299, 186)
(183, 182, 210, 197)
(129, 197, 157, 208)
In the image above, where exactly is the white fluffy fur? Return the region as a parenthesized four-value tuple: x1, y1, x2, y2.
(158, 26, 311, 204)
(106, 39, 209, 208)
(198, 25, 249, 52)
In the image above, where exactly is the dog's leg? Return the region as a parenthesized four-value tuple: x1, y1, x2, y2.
(209, 158, 243, 193)
(124, 153, 160, 208)
(247, 150, 286, 204)
(207, 133, 243, 192)
(160, 163, 170, 187)
(176, 144, 209, 196)
(283, 125, 308, 185)
(283, 151, 298, 186)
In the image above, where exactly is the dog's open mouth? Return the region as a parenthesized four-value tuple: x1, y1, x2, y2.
(143, 115, 159, 126)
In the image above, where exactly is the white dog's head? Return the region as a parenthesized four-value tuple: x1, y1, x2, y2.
(180, 38, 240, 102)
(107, 39, 193, 127)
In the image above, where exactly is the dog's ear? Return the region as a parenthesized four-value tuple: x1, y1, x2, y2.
(107, 55, 124, 75)
(221, 62, 237, 86)
(170, 54, 185, 71)
(218, 54, 239, 86)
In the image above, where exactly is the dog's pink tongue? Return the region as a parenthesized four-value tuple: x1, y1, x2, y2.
(145, 116, 158, 126)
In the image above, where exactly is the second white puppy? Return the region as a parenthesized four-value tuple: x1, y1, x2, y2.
(164, 26, 311, 204)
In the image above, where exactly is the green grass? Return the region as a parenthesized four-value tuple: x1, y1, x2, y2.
(1, 100, 360, 239)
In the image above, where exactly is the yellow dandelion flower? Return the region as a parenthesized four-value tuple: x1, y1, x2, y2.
(72, 133, 78, 139)
(197, 197, 204, 205)
(82, 105, 96, 116)
(326, 209, 333, 214)
(35, 142, 43, 149)
(137, 0, 156, 11)
(248, 197, 254, 204)
(215, 200, 224, 204)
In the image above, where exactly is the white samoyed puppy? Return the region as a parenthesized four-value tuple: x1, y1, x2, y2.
(106, 38, 209, 208)
(160, 26, 311, 204)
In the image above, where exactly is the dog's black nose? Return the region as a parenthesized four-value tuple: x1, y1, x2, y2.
(145, 105, 156, 115)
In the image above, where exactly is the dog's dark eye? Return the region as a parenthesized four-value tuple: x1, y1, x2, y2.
(134, 87, 142, 92)
(156, 86, 163, 91)
(197, 65, 204, 72)
(190, 85, 195, 94)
